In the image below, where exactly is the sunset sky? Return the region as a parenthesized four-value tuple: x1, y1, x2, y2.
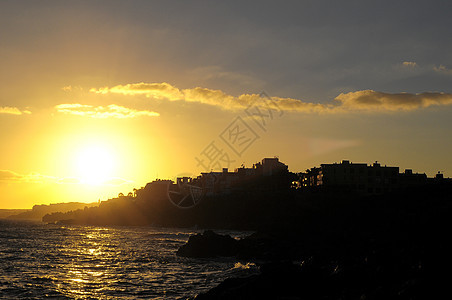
(1, 0, 452, 208)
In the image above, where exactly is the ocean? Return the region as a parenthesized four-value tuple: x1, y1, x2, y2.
(0, 220, 258, 299)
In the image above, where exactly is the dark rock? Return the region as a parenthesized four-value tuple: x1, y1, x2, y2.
(176, 230, 239, 258)
(194, 255, 439, 299)
(194, 261, 331, 300)
(177, 229, 303, 261)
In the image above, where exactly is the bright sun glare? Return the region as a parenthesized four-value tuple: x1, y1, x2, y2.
(75, 145, 116, 185)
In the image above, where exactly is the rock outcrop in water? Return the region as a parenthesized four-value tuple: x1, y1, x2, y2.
(177, 230, 239, 258)
(177, 230, 303, 261)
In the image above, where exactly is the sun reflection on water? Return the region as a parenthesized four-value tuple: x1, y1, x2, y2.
(58, 227, 119, 298)
(0, 222, 258, 299)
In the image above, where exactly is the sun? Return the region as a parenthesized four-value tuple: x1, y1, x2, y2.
(75, 145, 117, 185)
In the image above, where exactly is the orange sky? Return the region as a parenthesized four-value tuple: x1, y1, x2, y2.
(1, 1, 452, 208)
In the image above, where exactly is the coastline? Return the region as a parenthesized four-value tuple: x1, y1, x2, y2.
(176, 183, 452, 299)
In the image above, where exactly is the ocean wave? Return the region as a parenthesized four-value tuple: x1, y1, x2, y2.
(0, 221, 258, 299)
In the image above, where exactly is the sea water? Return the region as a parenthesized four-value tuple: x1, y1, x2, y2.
(0, 220, 257, 299)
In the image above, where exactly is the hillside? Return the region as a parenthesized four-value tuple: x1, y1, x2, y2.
(8, 202, 99, 221)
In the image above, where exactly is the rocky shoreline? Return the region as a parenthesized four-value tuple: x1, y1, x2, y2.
(179, 230, 445, 299)
(176, 184, 452, 299)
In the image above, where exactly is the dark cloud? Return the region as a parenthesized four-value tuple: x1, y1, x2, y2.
(2, 1, 452, 106)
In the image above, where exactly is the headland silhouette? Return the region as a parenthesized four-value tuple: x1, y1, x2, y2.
(41, 157, 450, 229)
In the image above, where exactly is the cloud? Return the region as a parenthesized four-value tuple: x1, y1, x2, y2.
(433, 64, 452, 74)
(91, 82, 184, 100)
(61, 85, 83, 92)
(90, 82, 452, 113)
(0, 170, 58, 184)
(0, 170, 130, 186)
(402, 61, 417, 68)
(55, 103, 160, 118)
(0, 170, 79, 184)
(90, 82, 330, 112)
(0, 170, 22, 181)
(183, 87, 244, 109)
(0, 106, 31, 115)
(335, 90, 452, 111)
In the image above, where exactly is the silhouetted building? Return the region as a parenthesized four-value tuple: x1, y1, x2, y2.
(399, 169, 427, 187)
(261, 157, 288, 176)
(301, 160, 399, 195)
(300, 160, 452, 195)
(195, 157, 290, 196)
(136, 159, 449, 201)
(435, 172, 444, 180)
